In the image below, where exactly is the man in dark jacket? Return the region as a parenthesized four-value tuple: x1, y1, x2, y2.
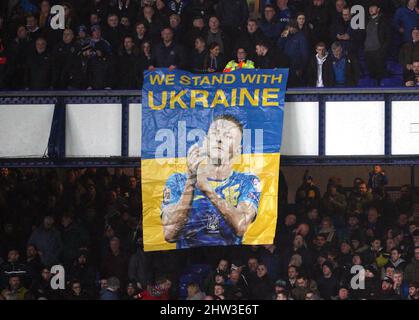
(259, 5, 283, 44)
(0, 249, 28, 289)
(52, 29, 82, 89)
(399, 28, 419, 73)
(316, 261, 339, 300)
(307, 41, 335, 87)
(60, 213, 90, 268)
(206, 16, 232, 60)
(150, 27, 186, 70)
(117, 36, 142, 89)
(277, 20, 310, 87)
(364, 1, 392, 81)
(404, 59, 419, 86)
(6, 25, 33, 89)
(102, 13, 123, 54)
(216, 0, 249, 40)
(254, 40, 288, 69)
(236, 18, 267, 60)
(330, 41, 360, 86)
(330, 6, 365, 56)
(305, 0, 331, 46)
(24, 37, 53, 90)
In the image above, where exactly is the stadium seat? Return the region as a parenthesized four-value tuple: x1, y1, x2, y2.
(183, 264, 212, 279)
(357, 77, 378, 87)
(386, 60, 403, 76)
(380, 76, 403, 87)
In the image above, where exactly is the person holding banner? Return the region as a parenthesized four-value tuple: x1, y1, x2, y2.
(160, 114, 261, 249)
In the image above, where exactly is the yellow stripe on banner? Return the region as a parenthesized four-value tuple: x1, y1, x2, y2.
(141, 153, 281, 251)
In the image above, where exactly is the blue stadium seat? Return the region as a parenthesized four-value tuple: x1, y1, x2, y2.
(386, 60, 403, 76)
(178, 273, 202, 299)
(357, 77, 378, 87)
(184, 264, 212, 279)
(380, 76, 403, 87)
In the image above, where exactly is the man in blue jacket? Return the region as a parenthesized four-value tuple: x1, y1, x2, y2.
(393, 0, 419, 43)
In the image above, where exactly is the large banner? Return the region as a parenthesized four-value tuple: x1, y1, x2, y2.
(141, 68, 288, 251)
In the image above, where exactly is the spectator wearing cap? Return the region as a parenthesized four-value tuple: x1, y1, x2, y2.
(86, 25, 114, 89)
(76, 25, 91, 47)
(378, 276, 401, 299)
(393, 0, 419, 44)
(364, 1, 392, 82)
(149, 27, 186, 70)
(399, 28, 419, 75)
(404, 59, 419, 86)
(404, 246, 419, 283)
(330, 41, 360, 87)
(68, 248, 97, 296)
(254, 40, 288, 69)
(122, 281, 140, 300)
(216, 0, 249, 40)
(307, 41, 334, 87)
(236, 19, 268, 60)
(316, 260, 339, 299)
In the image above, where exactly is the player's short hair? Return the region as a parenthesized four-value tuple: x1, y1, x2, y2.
(212, 114, 243, 135)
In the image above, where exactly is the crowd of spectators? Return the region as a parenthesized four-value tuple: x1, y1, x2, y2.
(0, 0, 417, 90)
(0, 165, 418, 300)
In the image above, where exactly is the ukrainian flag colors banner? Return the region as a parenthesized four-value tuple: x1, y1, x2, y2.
(141, 68, 288, 251)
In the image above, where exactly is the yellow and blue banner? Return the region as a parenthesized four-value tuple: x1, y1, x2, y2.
(141, 68, 288, 251)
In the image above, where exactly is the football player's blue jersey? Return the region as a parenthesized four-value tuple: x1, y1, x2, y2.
(162, 171, 261, 249)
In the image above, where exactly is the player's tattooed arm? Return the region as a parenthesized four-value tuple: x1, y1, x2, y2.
(161, 144, 204, 242)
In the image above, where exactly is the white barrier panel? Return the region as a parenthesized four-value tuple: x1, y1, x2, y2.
(325, 101, 385, 155)
(392, 101, 419, 155)
(0, 104, 54, 157)
(129, 104, 142, 157)
(281, 102, 319, 156)
(66, 104, 122, 157)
